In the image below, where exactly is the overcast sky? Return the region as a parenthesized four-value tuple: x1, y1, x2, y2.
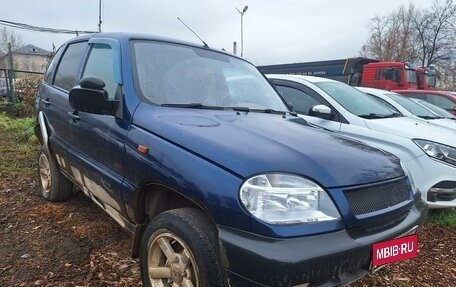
(2, 0, 432, 65)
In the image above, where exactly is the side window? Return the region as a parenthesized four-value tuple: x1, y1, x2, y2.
(426, 94, 455, 110)
(375, 68, 381, 80)
(54, 41, 88, 91)
(275, 85, 322, 115)
(82, 44, 118, 99)
(43, 47, 64, 84)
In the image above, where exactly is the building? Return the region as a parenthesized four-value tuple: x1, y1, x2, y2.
(0, 44, 51, 79)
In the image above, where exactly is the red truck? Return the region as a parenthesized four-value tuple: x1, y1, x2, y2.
(258, 58, 427, 90)
(416, 67, 436, 90)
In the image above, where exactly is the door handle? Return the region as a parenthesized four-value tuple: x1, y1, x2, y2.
(67, 111, 81, 122)
(41, 98, 51, 107)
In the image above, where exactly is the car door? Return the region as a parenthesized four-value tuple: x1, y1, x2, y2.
(272, 79, 343, 132)
(67, 38, 128, 217)
(39, 41, 88, 174)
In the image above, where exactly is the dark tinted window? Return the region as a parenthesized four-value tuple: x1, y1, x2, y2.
(82, 44, 117, 99)
(54, 41, 87, 91)
(43, 47, 64, 84)
(275, 85, 321, 115)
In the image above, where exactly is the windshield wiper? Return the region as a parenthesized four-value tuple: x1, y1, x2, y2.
(420, 115, 444, 120)
(161, 103, 224, 110)
(228, 106, 251, 113)
(358, 113, 393, 119)
(253, 108, 298, 116)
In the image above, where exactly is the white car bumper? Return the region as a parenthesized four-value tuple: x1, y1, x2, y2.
(404, 155, 456, 208)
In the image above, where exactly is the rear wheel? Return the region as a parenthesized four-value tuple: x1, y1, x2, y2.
(140, 208, 227, 287)
(38, 145, 73, 202)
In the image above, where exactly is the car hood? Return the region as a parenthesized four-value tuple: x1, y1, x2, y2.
(426, 118, 456, 130)
(133, 104, 403, 188)
(364, 117, 456, 145)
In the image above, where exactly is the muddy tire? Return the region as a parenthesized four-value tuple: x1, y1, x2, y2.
(140, 208, 227, 287)
(37, 145, 73, 202)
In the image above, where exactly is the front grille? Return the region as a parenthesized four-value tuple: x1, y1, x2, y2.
(343, 178, 411, 216)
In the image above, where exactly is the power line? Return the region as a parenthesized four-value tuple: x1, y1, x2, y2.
(0, 19, 97, 35)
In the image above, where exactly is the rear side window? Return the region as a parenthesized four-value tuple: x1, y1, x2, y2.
(53, 41, 88, 91)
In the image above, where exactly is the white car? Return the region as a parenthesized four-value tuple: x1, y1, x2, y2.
(356, 87, 456, 130)
(267, 74, 456, 208)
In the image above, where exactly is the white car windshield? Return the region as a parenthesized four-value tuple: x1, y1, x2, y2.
(314, 81, 397, 118)
(132, 41, 287, 111)
(386, 94, 440, 119)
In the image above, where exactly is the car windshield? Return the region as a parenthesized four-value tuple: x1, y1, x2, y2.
(131, 40, 287, 111)
(416, 99, 455, 118)
(314, 81, 397, 118)
(386, 93, 438, 118)
(406, 69, 417, 83)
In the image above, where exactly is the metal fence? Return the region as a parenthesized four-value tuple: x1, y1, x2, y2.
(0, 68, 44, 103)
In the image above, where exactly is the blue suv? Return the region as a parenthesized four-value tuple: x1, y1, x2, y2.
(35, 33, 427, 287)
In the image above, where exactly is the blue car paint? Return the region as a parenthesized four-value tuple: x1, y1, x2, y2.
(35, 32, 427, 287)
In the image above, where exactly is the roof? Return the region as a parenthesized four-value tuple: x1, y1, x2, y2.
(266, 74, 334, 83)
(13, 44, 50, 56)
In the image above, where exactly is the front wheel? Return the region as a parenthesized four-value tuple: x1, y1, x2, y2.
(140, 208, 227, 287)
(37, 145, 73, 202)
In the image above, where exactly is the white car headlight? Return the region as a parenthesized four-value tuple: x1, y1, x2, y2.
(239, 173, 341, 225)
(413, 139, 456, 167)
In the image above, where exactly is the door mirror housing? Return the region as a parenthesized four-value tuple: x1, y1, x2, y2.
(69, 77, 119, 116)
(309, 104, 334, 120)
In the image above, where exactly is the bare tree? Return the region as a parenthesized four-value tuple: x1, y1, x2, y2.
(413, 0, 456, 68)
(361, 4, 417, 62)
(0, 27, 23, 54)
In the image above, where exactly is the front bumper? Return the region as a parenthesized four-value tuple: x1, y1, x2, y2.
(403, 155, 456, 208)
(218, 199, 427, 287)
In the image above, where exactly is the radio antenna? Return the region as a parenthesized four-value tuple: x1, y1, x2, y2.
(177, 17, 209, 48)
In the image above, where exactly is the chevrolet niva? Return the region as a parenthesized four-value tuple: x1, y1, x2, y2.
(35, 33, 427, 287)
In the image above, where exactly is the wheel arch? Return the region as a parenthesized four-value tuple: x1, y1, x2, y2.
(131, 183, 216, 258)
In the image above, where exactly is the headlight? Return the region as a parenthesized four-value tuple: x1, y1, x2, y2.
(239, 173, 340, 225)
(413, 139, 456, 167)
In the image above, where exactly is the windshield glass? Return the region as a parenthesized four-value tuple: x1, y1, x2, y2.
(386, 93, 437, 117)
(417, 100, 455, 118)
(132, 41, 287, 111)
(406, 69, 417, 83)
(314, 81, 396, 117)
(426, 74, 436, 87)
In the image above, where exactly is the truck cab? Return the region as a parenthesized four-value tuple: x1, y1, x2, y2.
(359, 62, 418, 90)
(416, 67, 436, 90)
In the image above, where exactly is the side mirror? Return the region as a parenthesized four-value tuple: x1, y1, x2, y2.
(309, 104, 334, 120)
(69, 77, 119, 116)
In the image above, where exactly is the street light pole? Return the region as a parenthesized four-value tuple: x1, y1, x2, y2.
(236, 5, 248, 57)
